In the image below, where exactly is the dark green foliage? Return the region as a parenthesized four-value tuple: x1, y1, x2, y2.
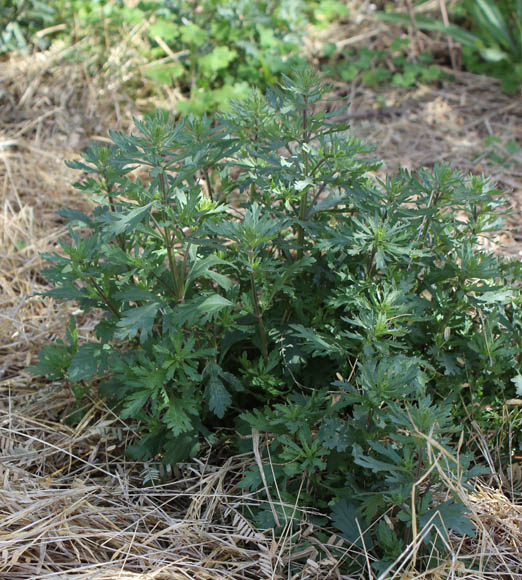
(32, 70, 522, 571)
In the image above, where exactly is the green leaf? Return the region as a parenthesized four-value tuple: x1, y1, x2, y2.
(163, 431, 200, 464)
(104, 203, 153, 237)
(181, 22, 208, 46)
(198, 46, 237, 75)
(29, 343, 73, 380)
(511, 375, 522, 396)
(439, 352, 461, 376)
(205, 374, 231, 419)
(115, 302, 160, 344)
(475, 0, 513, 52)
(332, 499, 373, 548)
(197, 294, 232, 314)
(29, 317, 77, 380)
(419, 501, 476, 539)
(290, 324, 340, 357)
(375, 520, 400, 553)
(163, 399, 195, 436)
(148, 19, 179, 41)
(185, 253, 234, 292)
(56, 208, 94, 226)
(319, 418, 350, 452)
(68, 343, 108, 381)
(144, 63, 184, 84)
(376, 12, 480, 47)
(121, 389, 151, 419)
(115, 287, 156, 302)
(476, 288, 513, 303)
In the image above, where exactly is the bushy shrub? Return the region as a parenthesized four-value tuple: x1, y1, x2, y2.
(32, 70, 522, 572)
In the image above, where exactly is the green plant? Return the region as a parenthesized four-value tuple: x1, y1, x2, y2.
(321, 38, 443, 88)
(378, 0, 522, 92)
(458, 0, 522, 88)
(0, 0, 59, 53)
(32, 70, 522, 572)
(2, 0, 345, 113)
(474, 135, 521, 169)
(141, 0, 311, 114)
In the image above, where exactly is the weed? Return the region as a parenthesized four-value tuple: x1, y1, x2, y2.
(379, 0, 522, 92)
(32, 70, 522, 571)
(322, 37, 444, 88)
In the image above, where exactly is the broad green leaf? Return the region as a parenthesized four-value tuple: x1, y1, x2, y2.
(476, 288, 513, 303)
(104, 203, 153, 237)
(197, 294, 232, 314)
(318, 418, 350, 452)
(332, 499, 373, 548)
(181, 22, 208, 46)
(163, 399, 195, 436)
(163, 431, 200, 464)
(115, 287, 156, 302)
(290, 324, 340, 357)
(185, 253, 234, 291)
(56, 208, 94, 226)
(29, 343, 73, 380)
(121, 390, 150, 419)
(205, 375, 231, 419)
(68, 343, 108, 381)
(144, 63, 184, 84)
(115, 302, 160, 343)
(148, 19, 179, 41)
(198, 46, 237, 75)
(419, 501, 475, 539)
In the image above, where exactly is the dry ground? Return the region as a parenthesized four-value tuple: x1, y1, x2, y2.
(1, 38, 522, 579)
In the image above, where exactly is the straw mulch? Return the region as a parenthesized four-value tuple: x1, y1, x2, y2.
(1, 33, 522, 579)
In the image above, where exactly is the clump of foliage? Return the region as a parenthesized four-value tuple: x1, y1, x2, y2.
(1, 0, 344, 113)
(0, 0, 58, 53)
(32, 70, 522, 572)
(321, 37, 443, 88)
(379, 0, 522, 92)
(455, 0, 522, 92)
(474, 135, 521, 169)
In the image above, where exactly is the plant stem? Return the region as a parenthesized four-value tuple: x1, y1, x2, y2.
(87, 275, 121, 320)
(297, 98, 309, 259)
(248, 253, 269, 364)
(104, 175, 127, 252)
(203, 168, 214, 201)
(367, 247, 377, 279)
(159, 171, 184, 301)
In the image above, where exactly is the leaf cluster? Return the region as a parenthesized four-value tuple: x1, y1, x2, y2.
(2, 0, 343, 112)
(378, 0, 522, 92)
(321, 38, 444, 88)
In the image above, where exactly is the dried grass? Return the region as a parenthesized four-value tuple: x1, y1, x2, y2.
(1, 25, 522, 578)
